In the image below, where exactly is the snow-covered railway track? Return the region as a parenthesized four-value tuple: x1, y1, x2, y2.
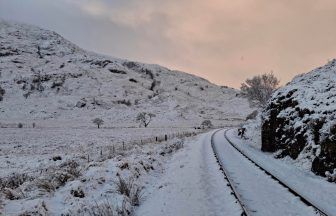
(211, 130, 250, 216)
(222, 130, 329, 216)
(211, 129, 328, 216)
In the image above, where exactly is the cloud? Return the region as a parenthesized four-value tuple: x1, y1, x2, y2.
(1, 0, 336, 87)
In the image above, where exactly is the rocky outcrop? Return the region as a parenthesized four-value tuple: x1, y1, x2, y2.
(262, 60, 336, 178)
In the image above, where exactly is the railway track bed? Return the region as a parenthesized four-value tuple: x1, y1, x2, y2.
(211, 129, 332, 216)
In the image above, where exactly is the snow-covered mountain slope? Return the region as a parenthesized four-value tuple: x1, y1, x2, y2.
(261, 60, 336, 178)
(0, 20, 252, 127)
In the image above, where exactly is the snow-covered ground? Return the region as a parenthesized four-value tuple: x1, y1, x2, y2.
(0, 127, 197, 177)
(0, 127, 201, 215)
(136, 130, 242, 216)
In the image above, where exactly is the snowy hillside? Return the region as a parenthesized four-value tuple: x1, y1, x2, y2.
(262, 60, 336, 179)
(0, 20, 252, 128)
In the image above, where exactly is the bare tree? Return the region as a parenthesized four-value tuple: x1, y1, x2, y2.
(136, 112, 155, 128)
(92, 118, 104, 129)
(241, 72, 279, 105)
(201, 120, 213, 129)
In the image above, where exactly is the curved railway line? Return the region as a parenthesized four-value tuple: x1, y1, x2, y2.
(211, 129, 330, 216)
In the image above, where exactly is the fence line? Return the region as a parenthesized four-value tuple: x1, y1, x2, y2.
(1, 129, 206, 179)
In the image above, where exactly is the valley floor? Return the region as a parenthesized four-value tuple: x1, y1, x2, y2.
(1, 127, 335, 216)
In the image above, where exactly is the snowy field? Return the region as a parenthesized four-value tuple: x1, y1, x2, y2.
(0, 126, 203, 215)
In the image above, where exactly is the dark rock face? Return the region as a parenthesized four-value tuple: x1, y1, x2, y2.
(261, 60, 336, 177)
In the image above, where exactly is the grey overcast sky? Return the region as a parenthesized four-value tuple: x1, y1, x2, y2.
(1, 0, 336, 88)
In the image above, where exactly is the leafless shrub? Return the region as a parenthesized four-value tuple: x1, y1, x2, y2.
(115, 176, 132, 197)
(118, 199, 132, 216)
(241, 72, 280, 105)
(129, 186, 142, 207)
(114, 176, 143, 207)
(0, 173, 31, 190)
(3, 188, 24, 200)
(36, 179, 56, 193)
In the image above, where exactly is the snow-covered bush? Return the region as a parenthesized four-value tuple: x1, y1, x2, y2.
(241, 73, 279, 105)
